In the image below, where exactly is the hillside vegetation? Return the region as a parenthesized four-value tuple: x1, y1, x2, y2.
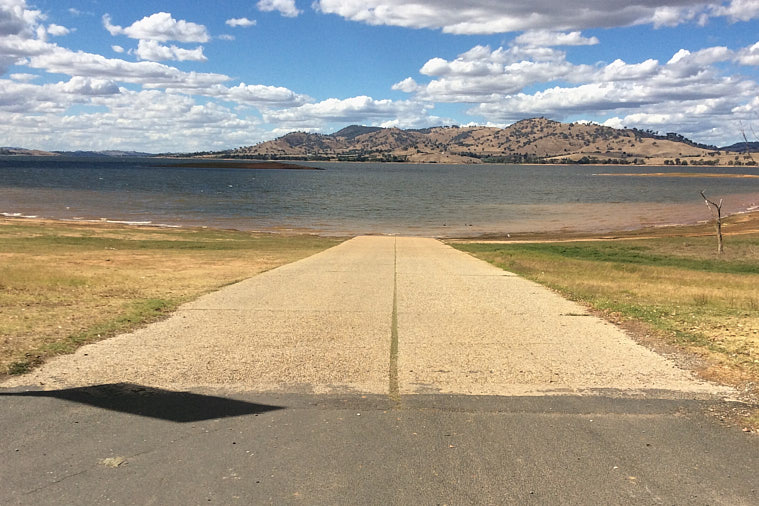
(224, 118, 759, 166)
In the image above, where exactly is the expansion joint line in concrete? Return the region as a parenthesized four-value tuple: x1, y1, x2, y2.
(388, 237, 400, 406)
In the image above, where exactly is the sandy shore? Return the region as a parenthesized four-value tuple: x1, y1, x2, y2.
(450, 208, 759, 243)
(3, 207, 759, 244)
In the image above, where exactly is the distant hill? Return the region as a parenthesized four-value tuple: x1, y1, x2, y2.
(720, 141, 759, 152)
(1, 147, 155, 157)
(331, 125, 384, 140)
(0, 147, 58, 156)
(54, 150, 155, 157)
(223, 118, 750, 166)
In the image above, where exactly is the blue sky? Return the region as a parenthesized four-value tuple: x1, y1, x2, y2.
(1, 0, 759, 151)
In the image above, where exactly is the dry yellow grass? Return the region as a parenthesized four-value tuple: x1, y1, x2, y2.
(0, 218, 343, 375)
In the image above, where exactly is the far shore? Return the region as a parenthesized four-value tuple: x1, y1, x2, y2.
(195, 157, 759, 169)
(152, 160, 323, 170)
(596, 172, 759, 178)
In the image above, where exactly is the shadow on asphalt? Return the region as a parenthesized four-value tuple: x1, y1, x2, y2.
(0, 383, 283, 422)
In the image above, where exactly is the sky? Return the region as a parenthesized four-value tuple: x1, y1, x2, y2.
(1, 0, 759, 152)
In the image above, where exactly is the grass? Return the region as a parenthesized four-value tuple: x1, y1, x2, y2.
(452, 233, 759, 392)
(0, 219, 343, 376)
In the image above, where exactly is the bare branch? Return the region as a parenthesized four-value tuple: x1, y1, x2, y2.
(739, 121, 757, 164)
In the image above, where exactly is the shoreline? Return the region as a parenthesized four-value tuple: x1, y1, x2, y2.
(210, 157, 759, 168)
(153, 160, 323, 170)
(0, 214, 333, 238)
(595, 172, 759, 178)
(451, 208, 759, 243)
(3, 208, 759, 243)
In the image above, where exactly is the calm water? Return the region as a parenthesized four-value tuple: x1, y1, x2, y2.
(2, 156, 759, 236)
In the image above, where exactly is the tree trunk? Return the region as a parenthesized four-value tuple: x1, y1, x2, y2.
(715, 212, 723, 254)
(700, 191, 724, 255)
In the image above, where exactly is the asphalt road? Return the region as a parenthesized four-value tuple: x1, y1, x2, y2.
(1, 389, 756, 504)
(1, 236, 757, 504)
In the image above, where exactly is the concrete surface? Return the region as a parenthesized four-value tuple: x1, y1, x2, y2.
(1, 236, 730, 398)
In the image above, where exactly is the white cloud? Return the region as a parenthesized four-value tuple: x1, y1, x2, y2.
(9, 72, 35, 81)
(135, 39, 207, 62)
(647, 6, 699, 28)
(514, 31, 599, 47)
(314, 0, 759, 34)
(664, 46, 733, 78)
(0, 79, 66, 113)
(46, 24, 69, 36)
(667, 46, 732, 66)
(594, 59, 659, 81)
(0, 1, 48, 72)
(0, 87, 269, 152)
(0, 0, 43, 37)
(391, 77, 420, 93)
(206, 82, 310, 107)
(226, 17, 257, 27)
(395, 45, 589, 103)
(268, 126, 321, 137)
(263, 95, 437, 129)
(710, 0, 759, 22)
(103, 12, 210, 42)
(0, 0, 318, 151)
(736, 41, 759, 65)
(386, 35, 759, 146)
(27, 46, 228, 89)
(58, 76, 120, 96)
(396, 39, 757, 111)
(462, 45, 757, 147)
(257, 0, 301, 18)
(732, 95, 759, 114)
(0, 2, 221, 90)
(0, 3, 307, 103)
(218, 34, 235, 41)
(0, 76, 119, 114)
(601, 105, 744, 146)
(420, 55, 504, 78)
(0, 36, 54, 73)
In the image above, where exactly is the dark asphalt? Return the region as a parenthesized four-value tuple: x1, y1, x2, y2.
(1, 384, 757, 505)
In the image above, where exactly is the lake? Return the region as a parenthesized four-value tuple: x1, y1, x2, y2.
(1, 157, 758, 237)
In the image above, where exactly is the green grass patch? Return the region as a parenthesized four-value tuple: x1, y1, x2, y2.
(461, 238, 759, 274)
(43, 298, 175, 355)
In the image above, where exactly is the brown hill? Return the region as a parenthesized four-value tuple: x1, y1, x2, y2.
(228, 118, 756, 166)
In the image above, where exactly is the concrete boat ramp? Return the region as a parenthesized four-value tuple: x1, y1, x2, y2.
(3, 237, 756, 505)
(1, 236, 729, 397)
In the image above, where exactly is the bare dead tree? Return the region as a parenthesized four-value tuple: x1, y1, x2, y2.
(700, 190, 724, 254)
(739, 121, 757, 164)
